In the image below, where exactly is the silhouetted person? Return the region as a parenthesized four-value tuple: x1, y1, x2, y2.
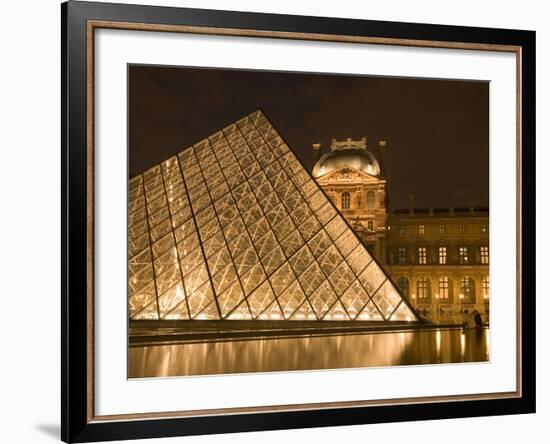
(473, 310, 483, 328)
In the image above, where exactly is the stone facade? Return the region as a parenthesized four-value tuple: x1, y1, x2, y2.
(312, 138, 489, 322)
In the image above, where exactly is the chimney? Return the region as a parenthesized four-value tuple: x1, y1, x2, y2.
(312, 143, 321, 167)
(408, 194, 414, 214)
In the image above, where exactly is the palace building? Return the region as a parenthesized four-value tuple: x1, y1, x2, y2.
(312, 138, 489, 322)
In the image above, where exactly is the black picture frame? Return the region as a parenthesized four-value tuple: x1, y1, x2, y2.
(61, 1, 536, 442)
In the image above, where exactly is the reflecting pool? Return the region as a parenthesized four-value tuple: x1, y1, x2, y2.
(129, 327, 489, 378)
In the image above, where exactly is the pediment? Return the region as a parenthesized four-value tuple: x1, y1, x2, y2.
(316, 167, 382, 184)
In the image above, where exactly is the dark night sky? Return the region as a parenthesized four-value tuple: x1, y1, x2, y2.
(129, 65, 488, 209)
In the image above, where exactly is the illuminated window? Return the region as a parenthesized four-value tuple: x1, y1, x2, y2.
(439, 224, 446, 234)
(459, 246, 469, 264)
(417, 247, 427, 264)
(397, 247, 407, 264)
(418, 224, 425, 235)
(399, 225, 406, 235)
(459, 223, 465, 233)
(341, 192, 350, 210)
(367, 220, 374, 231)
(480, 223, 488, 233)
(417, 277, 431, 300)
(438, 246, 447, 264)
(366, 191, 376, 209)
(482, 276, 490, 299)
(460, 276, 475, 303)
(439, 276, 450, 300)
(480, 246, 489, 264)
(397, 277, 409, 298)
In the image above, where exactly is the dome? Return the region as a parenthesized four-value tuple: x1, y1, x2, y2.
(312, 148, 380, 178)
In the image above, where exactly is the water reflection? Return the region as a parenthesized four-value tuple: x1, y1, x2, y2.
(129, 328, 490, 378)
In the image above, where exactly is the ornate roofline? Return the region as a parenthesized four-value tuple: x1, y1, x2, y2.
(331, 137, 367, 152)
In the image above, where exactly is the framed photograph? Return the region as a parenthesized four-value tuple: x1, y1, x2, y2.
(62, 1, 535, 442)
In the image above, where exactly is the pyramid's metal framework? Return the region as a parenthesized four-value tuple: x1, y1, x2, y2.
(128, 110, 418, 322)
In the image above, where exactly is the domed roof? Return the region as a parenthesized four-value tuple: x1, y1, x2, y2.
(312, 140, 380, 179)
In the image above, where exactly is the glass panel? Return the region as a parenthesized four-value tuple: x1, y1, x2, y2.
(226, 299, 253, 320)
(347, 245, 372, 276)
(389, 301, 416, 321)
(241, 263, 266, 295)
(261, 245, 285, 276)
(289, 299, 317, 321)
(132, 299, 159, 320)
(340, 280, 370, 319)
(298, 215, 321, 241)
(334, 230, 359, 258)
(289, 245, 314, 275)
(307, 229, 332, 258)
(158, 283, 186, 318)
(268, 263, 295, 296)
(247, 281, 276, 319)
(279, 230, 304, 259)
(211, 264, 238, 295)
(318, 245, 344, 277)
(256, 299, 284, 320)
(371, 280, 402, 320)
(183, 263, 209, 296)
(298, 262, 325, 296)
(328, 262, 355, 294)
(276, 280, 306, 319)
(308, 280, 337, 318)
(187, 282, 215, 318)
(323, 300, 349, 321)
(217, 285, 245, 318)
(358, 261, 387, 296)
(129, 280, 156, 319)
(356, 300, 384, 321)
(180, 248, 204, 277)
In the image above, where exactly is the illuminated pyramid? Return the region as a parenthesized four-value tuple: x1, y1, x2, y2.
(128, 110, 418, 322)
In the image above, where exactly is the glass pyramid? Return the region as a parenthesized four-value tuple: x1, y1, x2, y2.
(128, 110, 418, 322)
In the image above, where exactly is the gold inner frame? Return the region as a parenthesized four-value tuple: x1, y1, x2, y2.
(86, 19, 523, 423)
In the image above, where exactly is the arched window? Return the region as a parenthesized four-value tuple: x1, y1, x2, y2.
(341, 192, 350, 209)
(459, 276, 475, 303)
(482, 276, 490, 299)
(397, 277, 409, 298)
(366, 191, 376, 209)
(438, 276, 451, 300)
(417, 276, 431, 301)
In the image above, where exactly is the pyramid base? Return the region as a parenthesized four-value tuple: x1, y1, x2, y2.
(129, 319, 461, 346)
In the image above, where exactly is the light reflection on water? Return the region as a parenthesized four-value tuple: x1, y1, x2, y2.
(129, 328, 490, 378)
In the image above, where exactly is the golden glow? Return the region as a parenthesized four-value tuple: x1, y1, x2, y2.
(128, 110, 416, 322)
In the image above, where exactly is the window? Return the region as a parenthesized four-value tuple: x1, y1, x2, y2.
(397, 277, 409, 298)
(460, 276, 475, 302)
(397, 247, 407, 264)
(480, 246, 489, 264)
(417, 277, 430, 300)
(438, 276, 450, 300)
(341, 192, 350, 210)
(482, 276, 490, 299)
(439, 224, 446, 234)
(367, 220, 374, 231)
(399, 225, 406, 235)
(480, 223, 488, 233)
(438, 246, 447, 264)
(459, 223, 465, 233)
(356, 193, 363, 209)
(417, 247, 427, 264)
(418, 224, 425, 235)
(459, 246, 469, 264)
(366, 191, 376, 209)
(366, 244, 375, 255)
